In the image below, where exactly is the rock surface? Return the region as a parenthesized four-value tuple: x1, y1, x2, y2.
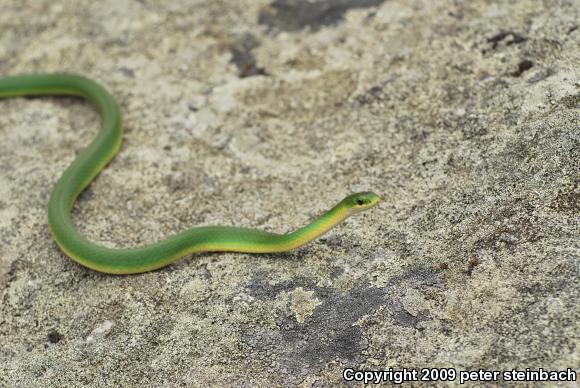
(0, 0, 578, 386)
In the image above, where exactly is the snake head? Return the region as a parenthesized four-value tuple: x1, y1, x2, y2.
(342, 192, 381, 214)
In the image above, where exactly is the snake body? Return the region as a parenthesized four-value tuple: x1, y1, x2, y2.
(0, 74, 380, 274)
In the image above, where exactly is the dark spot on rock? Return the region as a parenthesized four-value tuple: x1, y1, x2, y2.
(557, 93, 580, 109)
(550, 182, 580, 212)
(230, 34, 266, 78)
(318, 235, 343, 248)
(366, 10, 377, 19)
(329, 265, 344, 279)
(77, 188, 93, 203)
(461, 116, 488, 139)
(484, 31, 527, 52)
(259, 0, 386, 32)
(7, 259, 35, 283)
(467, 255, 481, 275)
(387, 265, 441, 288)
(119, 67, 135, 78)
(434, 262, 449, 271)
(231, 49, 266, 78)
(7, 260, 20, 282)
(47, 329, 63, 344)
(242, 282, 385, 381)
(392, 309, 430, 328)
(512, 60, 534, 77)
(422, 158, 437, 167)
(244, 271, 306, 300)
(242, 266, 440, 382)
(354, 79, 398, 105)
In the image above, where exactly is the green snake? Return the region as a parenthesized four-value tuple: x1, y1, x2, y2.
(0, 74, 380, 274)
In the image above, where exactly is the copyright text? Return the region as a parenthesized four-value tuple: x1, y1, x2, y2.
(342, 367, 577, 385)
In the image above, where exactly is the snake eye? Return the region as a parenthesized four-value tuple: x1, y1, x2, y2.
(356, 198, 364, 206)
